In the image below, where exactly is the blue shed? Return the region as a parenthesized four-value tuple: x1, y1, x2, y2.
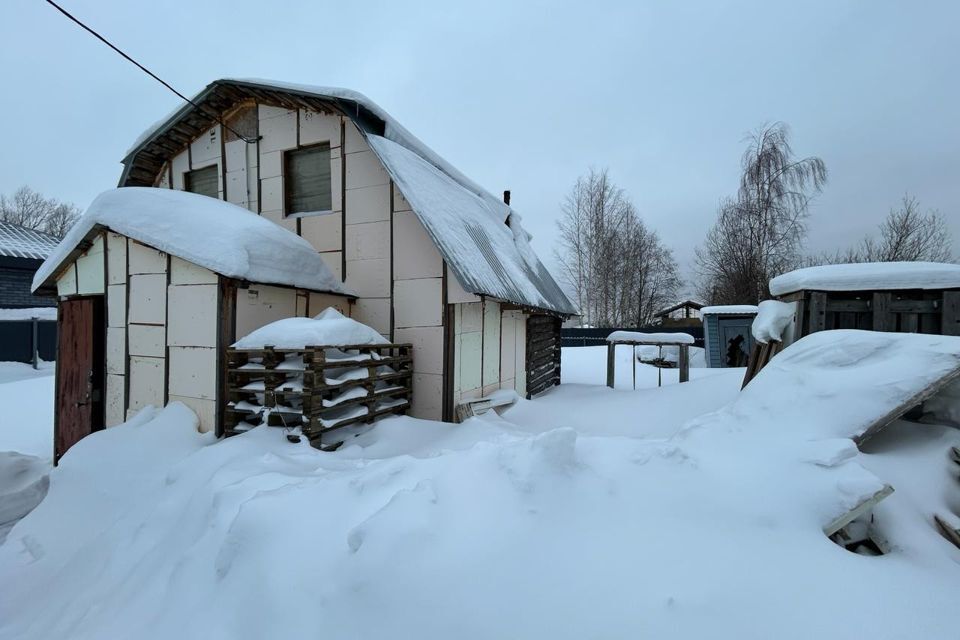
(701, 305, 759, 368)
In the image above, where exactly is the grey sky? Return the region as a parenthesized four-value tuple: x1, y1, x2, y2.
(2, 0, 958, 292)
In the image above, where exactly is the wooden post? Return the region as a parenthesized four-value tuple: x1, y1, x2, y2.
(632, 346, 636, 390)
(606, 342, 615, 388)
(808, 292, 827, 333)
(943, 291, 960, 336)
(872, 292, 891, 332)
(679, 344, 689, 383)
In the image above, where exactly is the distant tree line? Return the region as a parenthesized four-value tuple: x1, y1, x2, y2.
(0, 186, 81, 239)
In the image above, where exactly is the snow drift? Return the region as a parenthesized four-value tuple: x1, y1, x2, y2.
(2, 331, 960, 639)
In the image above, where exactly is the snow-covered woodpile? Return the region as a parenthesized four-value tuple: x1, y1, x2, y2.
(224, 310, 412, 446)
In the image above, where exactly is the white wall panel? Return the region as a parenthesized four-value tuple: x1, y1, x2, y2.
(345, 220, 390, 261)
(482, 300, 501, 387)
(56, 265, 77, 296)
(299, 110, 340, 146)
(128, 274, 167, 324)
(352, 297, 390, 337)
(190, 126, 221, 167)
(394, 326, 444, 375)
(105, 373, 125, 427)
(128, 356, 164, 412)
(308, 292, 350, 316)
(393, 278, 442, 328)
(234, 284, 298, 339)
(345, 257, 390, 298)
(345, 184, 390, 224)
(106, 327, 126, 375)
(447, 271, 480, 303)
(409, 373, 443, 421)
(171, 150, 188, 189)
(170, 257, 217, 285)
(106, 232, 126, 285)
(168, 395, 217, 433)
(168, 346, 217, 400)
(345, 150, 389, 189)
(300, 213, 342, 252)
(129, 324, 165, 358)
(167, 284, 218, 348)
(393, 211, 442, 280)
(128, 242, 167, 275)
(107, 284, 126, 328)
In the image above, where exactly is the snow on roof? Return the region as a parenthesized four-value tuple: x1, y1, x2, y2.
(232, 308, 387, 349)
(0, 221, 58, 261)
(700, 305, 759, 316)
(32, 188, 351, 295)
(124, 79, 575, 315)
(751, 300, 796, 344)
(367, 135, 575, 314)
(770, 262, 960, 296)
(607, 330, 695, 345)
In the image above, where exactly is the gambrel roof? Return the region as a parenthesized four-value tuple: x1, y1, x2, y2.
(0, 220, 59, 261)
(121, 79, 576, 315)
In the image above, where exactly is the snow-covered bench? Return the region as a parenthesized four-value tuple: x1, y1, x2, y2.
(605, 331, 695, 389)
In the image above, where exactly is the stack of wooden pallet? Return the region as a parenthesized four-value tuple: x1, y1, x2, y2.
(224, 343, 412, 446)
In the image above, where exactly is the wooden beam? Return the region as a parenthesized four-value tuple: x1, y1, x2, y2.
(872, 292, 891, 332)
(808, 292, 827, 333)
(942, 291, 960, 336)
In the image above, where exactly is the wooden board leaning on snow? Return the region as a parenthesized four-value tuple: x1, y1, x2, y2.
(224, 343, 413, 444)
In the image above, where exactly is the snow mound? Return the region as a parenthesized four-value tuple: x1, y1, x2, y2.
(607, 331, 694, 344)
(752, 300, 796, 344)
(232, 307, 388, 349)
(738, 330, 960, 442)
(770, 261, 960, 296)
(0, 453, 48, 544)
(33, 188, 351, 295)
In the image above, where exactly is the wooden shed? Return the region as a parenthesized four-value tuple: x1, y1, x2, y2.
(769, 262, 960, 342)
(701, 305, 759, 368)
(32, 188, 353, 462)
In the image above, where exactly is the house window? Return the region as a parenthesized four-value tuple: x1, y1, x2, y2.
(284, 143, 332, 217)
(184, 165, 219, 198)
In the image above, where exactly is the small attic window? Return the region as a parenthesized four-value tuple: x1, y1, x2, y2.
(184, 165, 219, 199)
(285, 143, 332, 217)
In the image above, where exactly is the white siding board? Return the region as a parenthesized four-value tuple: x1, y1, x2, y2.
(393, 211, 442, 280)
(482, 300, 501, 387)
(56, 265, 77, 296)
(345, 184, 390, 223)
(128, 274, 167, 324)
(107, 284, 126, 328)
(352, 297, 390, 337)
(106, 232, 127, 285)
(129, 324, 165, 358)
(345, 258, 390, 298)
(106, 327, 126, 375)
(234, 285, 298, 339)
(300, 213, 342, 252)
(409, 373, 443, 421)
(128, 242, 166, 275)
(345, 220, 390, 261)
(168, 347, 217, 400)
(105, 373, 125, 427)
(394, 326, 444, 375)
(128, 356, 164, 412)
(170, 258, 217, 285)
(299, 110, 340, 147)
(394, 278, 442, 328)
(168, 395, 217, 433)
(167, 284, 218, 348)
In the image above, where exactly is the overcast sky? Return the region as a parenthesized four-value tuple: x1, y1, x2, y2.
(2, 0, 958, 292)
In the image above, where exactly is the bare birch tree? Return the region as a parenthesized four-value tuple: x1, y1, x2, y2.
(696, 122, 827, 304)
(0, 186, 81, 239)
(556, 168, 681, 327)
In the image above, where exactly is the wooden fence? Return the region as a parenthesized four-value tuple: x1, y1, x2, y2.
(224, 343, 413, 445)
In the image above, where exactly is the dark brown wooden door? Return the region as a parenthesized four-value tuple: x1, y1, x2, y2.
(55, 297, 105, 464)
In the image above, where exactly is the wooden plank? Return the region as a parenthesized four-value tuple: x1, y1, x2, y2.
(825, 299, 870, 313)
(942, 292, 960, 336)
(807, 292, 826, 334)
(901, 312, 919, 333)
(823, 485, 894, 536)
(933, 515, 960, 550)
(872, 292, 891, 332)
(854, 365, 960, 447)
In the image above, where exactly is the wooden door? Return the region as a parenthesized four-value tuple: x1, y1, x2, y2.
(55, 297, 105, 464)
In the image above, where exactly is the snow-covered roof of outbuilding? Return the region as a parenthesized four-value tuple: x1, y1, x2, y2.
(120, 79, 576, 315)
(701, 305, 759, 316)
(770, 262, 960, 296)
(32, 188, 352, 296)
(0, 221, 59, 261)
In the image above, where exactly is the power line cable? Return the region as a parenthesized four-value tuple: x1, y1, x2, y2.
(44, 0, 256, 144)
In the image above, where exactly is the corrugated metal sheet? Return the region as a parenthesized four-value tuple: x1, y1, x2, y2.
(0, 221, 59, 260)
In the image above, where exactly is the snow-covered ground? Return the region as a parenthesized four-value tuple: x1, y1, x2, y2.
(1, 338, 959, 639)
(0, 362, 53, 544)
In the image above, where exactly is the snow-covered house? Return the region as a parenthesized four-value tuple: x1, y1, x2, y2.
(770, 262, 960, 342)
(0, 221, 59, 363)
(34, 79, 574, 458)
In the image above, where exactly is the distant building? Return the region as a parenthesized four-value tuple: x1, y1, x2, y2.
(654, 300, 703, 328)
(0, 220, 58, 309)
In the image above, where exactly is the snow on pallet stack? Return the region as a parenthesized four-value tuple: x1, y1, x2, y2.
(223, 309, 412, 446)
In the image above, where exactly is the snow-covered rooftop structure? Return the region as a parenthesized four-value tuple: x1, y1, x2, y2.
(119, 79, 575, 315)
(32, 188, 351, 295)
(0, 221, 58, 261)
(701, 305, 759, 316)
(770, 262, 960, 296)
